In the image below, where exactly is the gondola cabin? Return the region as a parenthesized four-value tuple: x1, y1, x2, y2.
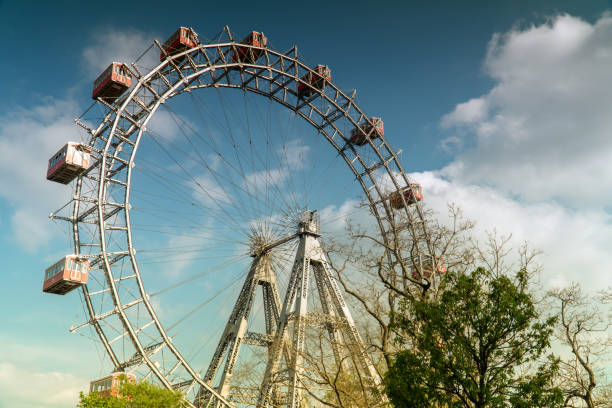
(92, 62, 132, 100)
(43, 255, 89, 295)
(389, 183, 423, 209)
(160, 27, 199, 61)
(46, 142, 91, 184)
(298, 65, 331, 99)
(350, 117, 384, 146)
(90, 372, 136, 397)
(411, 256, 447, 280)
(232, 31, 268, 64)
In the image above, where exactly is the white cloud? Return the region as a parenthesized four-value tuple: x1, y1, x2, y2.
(417, 171, 612, 293)
(440, 14, 612, 207)
(82, 27, 161, 76)
(244, 168, 289, 190)
(0, 26, 164, 252)
(441, 97, 488, 128)
(319, 199, 364, 235)
(192, 174, 232, 206)
(163, 229, 214, 277)
(0, 314, 104, 407)
(0, 97, 80, 252)
(11, 208, 54, 252)
(146, 109, 191, 142)
(0, 362, 87, 408)
(278, 139, 310, 170)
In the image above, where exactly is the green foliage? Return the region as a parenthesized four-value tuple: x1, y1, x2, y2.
(384, 267, 563, 408)
(78, 391, 123, 408)
(78, 376, 184, 408)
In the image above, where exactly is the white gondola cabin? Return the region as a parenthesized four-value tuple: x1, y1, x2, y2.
(43, 255, 89, 295)
(46, 142, 91, 184)
(92, 62, 132, 100)
(232, 31, 268, 64)
(90, 372, 136, 397)
(389, 183, 423, 209)
(350, 117, 384, 146)
(160, 27, 199, 61)
(298, 65, 331, 99)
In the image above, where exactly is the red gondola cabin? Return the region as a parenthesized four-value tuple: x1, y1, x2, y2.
(389, 183, 423, 209)
(411, 255, 447, 280)
(46, 142, 91, 184)
(298, 65, 331, 99)
(92, 62, 132, 100)
(43, 255, 89, 295)
(350, 117, 384, 146)
(160, 27, 199, 61)
(90, 372, 136, 397)
(232, 31, 267, 64)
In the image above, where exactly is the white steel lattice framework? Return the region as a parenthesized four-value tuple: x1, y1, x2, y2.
(49, 26, 438, 407)
(195, 211, 381, 407)
(257, 211, 380, 408)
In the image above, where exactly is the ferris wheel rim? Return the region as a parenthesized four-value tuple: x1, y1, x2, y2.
(71, 25, 429, 404)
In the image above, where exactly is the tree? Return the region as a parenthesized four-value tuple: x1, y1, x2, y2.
(289, 204, 475, 406)
(384, 267, 563, 408)
(78, 378, 184, 408)
(327, 204, 474, 369)
(548, 284, 612, 407)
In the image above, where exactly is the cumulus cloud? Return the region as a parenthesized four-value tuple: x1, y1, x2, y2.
(244, 168, 289, 190)
(0, 26, 162, 252)
(279, 139, 310, 170)
(0, 97, 81, 252)
(0, 338, 93, 408)
(440, 14, 612, 207)
(163, 229, 214, 277)
(146, 108, 194, 142)
(319, 198, 365, 235)
(82, 27, 161, 76)
(0, 362, 87, 408)
(192, 174, 233, 206)
(417, 171, 612, 292)
(441, 97, 488, 128)
(432, 14, 612, 293)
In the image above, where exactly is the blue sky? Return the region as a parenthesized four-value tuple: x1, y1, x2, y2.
(1, 0, 612, 406)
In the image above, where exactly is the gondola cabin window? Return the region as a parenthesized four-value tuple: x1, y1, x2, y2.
(160, 27, 199, 61)
(350, 117, 384, 146)
(298, 65, 331, 99)
(233, 31, 268, 64)
(89, 373, 136, 397)
(389, 183, 423, 209)
(47, 148, 67, 172)
(92, 62, 132, 100)
(43, 255, 89, 295)
(46, 142, 91, 184)
(90, 377, 112, 394)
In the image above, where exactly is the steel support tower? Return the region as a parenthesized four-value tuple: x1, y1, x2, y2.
(258, 211, 380, 407)
(198, 211, 380, 407)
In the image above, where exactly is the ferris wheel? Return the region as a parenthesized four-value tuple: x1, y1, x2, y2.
(44, 26, 436, 407)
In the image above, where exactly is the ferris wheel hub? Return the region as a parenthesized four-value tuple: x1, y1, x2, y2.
(297, 209, 320, 236)
(45, 24, 415, 406)
(248, 210, 320, 257)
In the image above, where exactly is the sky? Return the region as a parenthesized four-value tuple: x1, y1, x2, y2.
(1, 0, 612, 406)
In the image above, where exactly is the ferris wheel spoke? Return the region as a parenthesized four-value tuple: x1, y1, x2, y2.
(188, 89, 300, 223)
(138, 123, 288, 234)
(146, 255, 248, 298)
(131, 179, 244, 231)
(142, 131, 253, 234)
(173, 105, 285, 228)
(165, 269, 246, 336)
(47, 27, 429, 407)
